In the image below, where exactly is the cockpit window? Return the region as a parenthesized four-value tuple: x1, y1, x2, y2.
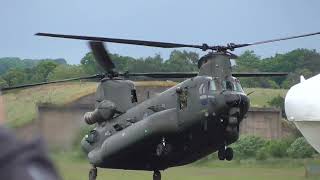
(226, 81, 233, 91)
(131, 89, 138, 103)
(222, 80, 234, 91)
(209, 80, 217, 91)
(222, 79, 244, 92)
(234, 79, 244, 92)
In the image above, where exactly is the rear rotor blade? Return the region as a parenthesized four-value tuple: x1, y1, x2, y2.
(1, 74, 103, 91)
(230, 31, 320, 49)
(36, 32, 205, 49)
(232, 72, 288, 77)
(89, 41, 115, 73)
(122, 72, 198, 79)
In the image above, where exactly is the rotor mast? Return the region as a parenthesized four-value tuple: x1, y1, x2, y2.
(198, 52, 232, 79)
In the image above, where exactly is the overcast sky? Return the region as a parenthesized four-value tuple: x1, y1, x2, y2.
(1, 0, 320, 64)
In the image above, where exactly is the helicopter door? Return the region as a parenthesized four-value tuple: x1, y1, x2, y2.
(177, 84, 198, 127)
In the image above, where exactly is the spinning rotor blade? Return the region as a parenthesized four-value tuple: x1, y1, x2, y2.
(122, 72, 198, 79)
(1, 74, 103, 91)
(36, 31, 320, 52)
(229, 31, 320, 49)
(35, 32, 205, 49)
(89, 41, 115, 73)
(232, 72, 288, 77)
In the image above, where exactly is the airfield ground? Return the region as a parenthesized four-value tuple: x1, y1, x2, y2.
(53, 154, 317, 180)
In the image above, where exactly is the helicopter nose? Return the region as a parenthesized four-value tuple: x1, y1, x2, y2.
(225, 94, 240, 106)
(207, 93, 249, 115)
(224, 93, 249, 108)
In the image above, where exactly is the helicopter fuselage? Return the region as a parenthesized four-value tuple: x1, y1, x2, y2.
(81, 75, 249, 171)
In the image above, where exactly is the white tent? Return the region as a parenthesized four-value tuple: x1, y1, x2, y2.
(285, 74, 320, 153)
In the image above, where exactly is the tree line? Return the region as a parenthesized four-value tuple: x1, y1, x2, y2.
(0, 48, 319, 89)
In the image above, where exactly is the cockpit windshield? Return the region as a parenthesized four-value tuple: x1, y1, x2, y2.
(222, 78, 244, 93)
(210, 80, 217, 91)
(234, 79, 244, 92)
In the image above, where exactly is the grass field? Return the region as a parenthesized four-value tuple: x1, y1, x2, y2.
(244, 88, 287, 107)
(2, 81, 287, 127)
(53, 155, 315, 180)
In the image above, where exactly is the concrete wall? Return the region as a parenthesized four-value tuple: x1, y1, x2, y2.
(240, 107, 284, 139)
(16, 85, 292, 149)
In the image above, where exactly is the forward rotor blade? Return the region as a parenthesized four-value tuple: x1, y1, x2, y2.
(231, 31, 320, 49)
(36, 33, 203, 49)
(1, 74, 103, 91)
(121, 72, 198, 78)
(232, 72, 288, 77)
(89, 41, 115, 73)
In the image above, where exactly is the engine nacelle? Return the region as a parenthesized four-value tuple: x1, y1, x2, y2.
(84, 100, 117, 125)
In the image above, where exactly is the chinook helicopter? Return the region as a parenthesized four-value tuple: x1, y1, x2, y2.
(3, 31, 320, 180)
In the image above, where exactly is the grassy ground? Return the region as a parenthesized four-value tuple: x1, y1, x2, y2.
(244, 88, 287, 107)
(2, 81, 287, 127)
(53, 155, 315, 180)
(3, 82, 97, 127)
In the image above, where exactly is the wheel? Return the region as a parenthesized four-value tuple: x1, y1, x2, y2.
(153, 170, 161, 180)
(218, 148, 225, 160)
(89, 167, 97, 180)
(225, 147, 234, 161)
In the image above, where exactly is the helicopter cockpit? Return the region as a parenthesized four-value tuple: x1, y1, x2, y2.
(209, 77, 244, 93)
(222, 77, 244, 93)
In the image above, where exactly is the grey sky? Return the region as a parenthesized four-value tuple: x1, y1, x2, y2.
(1, 0, 320, 64)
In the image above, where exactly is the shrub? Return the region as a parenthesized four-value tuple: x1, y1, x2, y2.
(265, 138, 294, 158)
(287, 137, 315, 158)
(232, 136, 266, 159)
(256, 147, 269, 160)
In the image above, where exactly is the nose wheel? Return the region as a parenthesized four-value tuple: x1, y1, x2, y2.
(153, 170, 161, 180)
(218, 147, 233, 161)
(89, 166, 97, 180)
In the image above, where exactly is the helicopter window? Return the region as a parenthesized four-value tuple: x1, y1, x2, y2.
(209, 80, 217, 91)
(224, 81, 233, 91)
(113, 124, 123, 131)
(178, 88, 188, 110)
(234, 79, 244, 92)
(131, 89, 138, 103)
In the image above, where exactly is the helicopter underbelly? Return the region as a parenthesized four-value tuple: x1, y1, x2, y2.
(90, 114, 228, 171)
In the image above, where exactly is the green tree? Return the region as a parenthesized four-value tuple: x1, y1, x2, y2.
(31, 61, 58, 82)
(0, 77, 8, 88)
(287, 137, 315, 158)
(165, 50, 198, 72)
(81, 53, 104, 74)
(231, 136, 266, 159)
(47, 64, 86, 81)
(2, 69, 27, 86)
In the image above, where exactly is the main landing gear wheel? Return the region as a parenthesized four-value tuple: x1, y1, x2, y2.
(225, 147, 233, 161)
(153, 170, 161, 180)
(218, 147, 234, 161)
(89, 166, 97, 180)
(218, 148, 225, 160)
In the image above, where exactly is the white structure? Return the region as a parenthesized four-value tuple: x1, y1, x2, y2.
(285, 74, 320, 153)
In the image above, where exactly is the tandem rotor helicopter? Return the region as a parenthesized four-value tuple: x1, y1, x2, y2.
(2, 31, 320, 180)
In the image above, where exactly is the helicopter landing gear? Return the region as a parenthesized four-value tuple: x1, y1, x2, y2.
(218, 147, 233, 161)
(225, 147, 233, 161)
(89, 166, 97, 180)
(225, 108, 240, 142)
(153, 170, 161, 180)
